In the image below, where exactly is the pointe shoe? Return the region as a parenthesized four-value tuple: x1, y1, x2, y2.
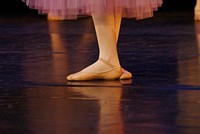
(66, 58, 122, 81)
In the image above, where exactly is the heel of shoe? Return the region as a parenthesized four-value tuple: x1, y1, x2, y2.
(195, 15, 199, 21)
(194, 13, 200, 21)
(99, 67, 122, 80)
(119, 68, 132, 80)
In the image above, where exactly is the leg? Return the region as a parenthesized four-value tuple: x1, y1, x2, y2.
(114, 14, 133, 79)
(66, 13, 122, 81)
(114, 14, 122, 43)
(92, 13, 120, 67)
(195, 0, 200, 21)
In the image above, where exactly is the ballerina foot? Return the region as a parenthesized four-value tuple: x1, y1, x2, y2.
(66, 67, 122, 81)
(66, 58, 132, 81)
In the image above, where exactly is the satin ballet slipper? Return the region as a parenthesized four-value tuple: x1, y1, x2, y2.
(195, 15, 200, 21)
(66, 58, 122, 81)
(120, 68, 132, 80)
(96, 58, 132, 80)
(67, 79, 132, 86)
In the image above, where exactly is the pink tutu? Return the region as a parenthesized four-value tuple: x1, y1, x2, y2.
(22, 0, 162, 20)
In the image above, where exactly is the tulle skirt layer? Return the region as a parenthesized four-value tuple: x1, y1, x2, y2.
(22, 0, 162, 20)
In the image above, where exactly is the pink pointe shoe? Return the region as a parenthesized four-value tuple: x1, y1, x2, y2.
(66, 58, 132, 81)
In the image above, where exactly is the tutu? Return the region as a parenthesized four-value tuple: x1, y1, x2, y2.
(22, 0, 162, 20)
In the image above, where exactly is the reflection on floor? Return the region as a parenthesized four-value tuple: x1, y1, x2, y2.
(178, 21, 200, 86)
(0, 11, 200, 134)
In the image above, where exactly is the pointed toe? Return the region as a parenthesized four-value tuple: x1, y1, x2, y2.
(66, 74, 74, 81)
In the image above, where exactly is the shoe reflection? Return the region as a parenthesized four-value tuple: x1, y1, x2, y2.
(67, 79, 132, 87)
(68, 83, 125, 134)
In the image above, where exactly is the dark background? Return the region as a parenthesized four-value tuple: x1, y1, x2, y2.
(0, 0, 197, 15)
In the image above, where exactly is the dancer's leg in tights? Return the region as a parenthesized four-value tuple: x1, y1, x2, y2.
(195, 0, 200, 21)
(67, 12, 132, 81)
(114, 14, 132, 79)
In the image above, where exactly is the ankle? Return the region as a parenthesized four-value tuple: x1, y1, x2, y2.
(99, 57, 121, 67)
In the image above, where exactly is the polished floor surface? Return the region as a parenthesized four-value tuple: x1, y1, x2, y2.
(0, 11, 200, 134)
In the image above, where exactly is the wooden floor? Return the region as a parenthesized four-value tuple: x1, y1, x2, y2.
(0, 11, 200, 134)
